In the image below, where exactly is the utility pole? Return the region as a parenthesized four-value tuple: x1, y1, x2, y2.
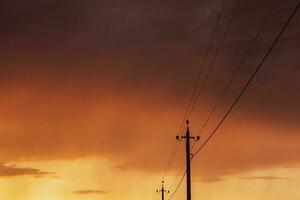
(157, 181, 169, 200)
(176, 120, 199, 200)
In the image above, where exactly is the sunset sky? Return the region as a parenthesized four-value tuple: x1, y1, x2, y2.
(0, 0, 300, 200)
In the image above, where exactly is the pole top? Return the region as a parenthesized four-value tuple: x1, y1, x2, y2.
(186, 120, 190, 132)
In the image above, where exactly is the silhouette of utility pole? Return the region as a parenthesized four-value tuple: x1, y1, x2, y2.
(176, 120, 199, 200)
(157, 181, 169, 200)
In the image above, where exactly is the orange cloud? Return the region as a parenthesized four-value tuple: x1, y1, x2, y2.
(0, 59, 299, 182)
(0, 83, 299, 182)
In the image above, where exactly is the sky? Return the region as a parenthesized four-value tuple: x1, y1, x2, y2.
(0, 0, 300, 200)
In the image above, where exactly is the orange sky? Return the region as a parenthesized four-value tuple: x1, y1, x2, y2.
(0, 0, 300, 199)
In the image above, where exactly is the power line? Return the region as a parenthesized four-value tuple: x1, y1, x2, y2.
(192, 0, 300, 158)
(168, 171, 186, 200)
(159, 0, 228, 185)
(157, 1, 300, 200)
(168, 159, 186, 191)
(159, 0, 236, 195)
(186, 0, 242, 120)
(178, 0, 227, 135)
(162, 141, 179, 181)
(195, 0, 280, 137)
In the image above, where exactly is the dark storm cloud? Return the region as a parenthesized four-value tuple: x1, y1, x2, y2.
(0, 0, 214, 54)
(0, 163, 54, 177)
(0, 1, 298, 75)
(1, 0, 299, 78)
(0, 0, 299, 179)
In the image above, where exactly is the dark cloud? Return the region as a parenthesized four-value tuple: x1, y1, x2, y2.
(0, 0, 299, 180)
(194, 177, 224, 183)
(0, 163, 54, 178)
(239, 176, 290, 180)
(73, 189, 109, 195)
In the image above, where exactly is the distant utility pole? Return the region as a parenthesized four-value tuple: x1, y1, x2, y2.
(157, 181, 169, 200)
(177, 120, 199, 200)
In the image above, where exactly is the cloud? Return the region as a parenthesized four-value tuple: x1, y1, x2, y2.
(0, 163, 54, 178)
(114, 163, 130, 171)
(73, 189, 109, 195)
(194, 177, 224, 183)
(0, 0, 299, 181)
(239, 176, 290, 180)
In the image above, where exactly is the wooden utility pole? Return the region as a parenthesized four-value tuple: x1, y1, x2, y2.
(157, 181, 169, 200)
(177, 120, 199, 200)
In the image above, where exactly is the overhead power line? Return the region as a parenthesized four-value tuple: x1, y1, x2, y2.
(195, 0, 280, 137)
(162, 141, 179, 181)
(159, 0, 228, 185)
(168, 159, 186, 191)
(186, 0, 242, 120)
(178, 0, 227, 134)
(159, 0, 241, 196)
(192, 0, 300, 158)
(168, 171, 186, 200)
